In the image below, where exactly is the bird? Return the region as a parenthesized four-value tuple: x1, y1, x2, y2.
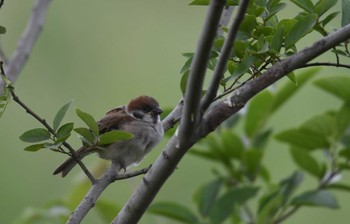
(53, 95, 164, 177)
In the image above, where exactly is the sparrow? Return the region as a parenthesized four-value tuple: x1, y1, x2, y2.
(53, 95, 164, 177)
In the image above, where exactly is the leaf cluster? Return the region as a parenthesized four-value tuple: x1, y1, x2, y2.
(181, 0, 349, 98)
(19, 102, 133, 153)
(151, 73, 350, 223)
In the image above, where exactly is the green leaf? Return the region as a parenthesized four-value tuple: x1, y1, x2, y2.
(194, 178, 224, 217)
(286, 72, 297, 85)
(270, 25, 284, 52)
(242, 150, 263, 180)
(233, 56, 257, 77)
(95, 200, 121, 223)
(53, 100, 74, 131)
(257, 192, 283, 224)
(24, 143, 46, 152)
(301, 113, 335, 137)
(180, 70, 190, 95)
(271, 69, 317, 112)
(315, 0, 337, 16)
(19, 128, 51, 143)
(0, 25, 6, 34)
(240, 15, 257, 34)
(289, 147, 321, 177)
(280, 171, 304, 204)
(210, 187, 259, 224)
(314, 76, 350, 101)
(292, 190, 339, 209)
(99, 130, 133, 145)
(56, 122, 74, 139)
(275, 128, 330, 150)
(245, 90, 274, 137)
(291, 0, 314, 13)
(221, 129, 244, 159)
(321, 12, 340, 26)
(285, 14, 318, 49)
(342, 0, 350, 26)
(148, 202, 199, 224)
(74, 127, 95, 145)
(75, 107, 99, 135)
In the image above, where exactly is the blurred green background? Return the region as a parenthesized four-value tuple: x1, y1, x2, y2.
(0, 0, 349, 223)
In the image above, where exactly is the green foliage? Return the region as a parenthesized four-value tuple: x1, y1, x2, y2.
(292, 190, 339, 208)
(148, 202, 200, 224)
(342, 0, 350, 26)
(155, 73, 350, 223)
(18, 101, 133, 155)
(53, 100, 74, 131)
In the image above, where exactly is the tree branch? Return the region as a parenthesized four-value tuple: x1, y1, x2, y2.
(67, 162, 121, 224)
(113, 1, 227, 223)
(201, 0, 250, 111)
(0, 0, 52, 94)
(114, 23, 350, 224)
(301, 62, 350, 69)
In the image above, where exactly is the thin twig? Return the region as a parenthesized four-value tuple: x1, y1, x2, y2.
(0, 61, 96, 183)
(301, 62, 350, 69)
(114, 165, 152, 181)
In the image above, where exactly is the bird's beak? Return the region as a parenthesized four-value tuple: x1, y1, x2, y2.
(152, 108, 163, 115)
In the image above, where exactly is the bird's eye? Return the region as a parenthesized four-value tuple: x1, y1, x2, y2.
(141, 106, 150, 112)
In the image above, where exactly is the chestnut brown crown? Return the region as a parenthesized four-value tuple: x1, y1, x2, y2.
(127, 95, 163, 115)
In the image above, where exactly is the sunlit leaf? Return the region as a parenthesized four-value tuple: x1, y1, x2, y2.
(148, 202, 199, 224)
(75, 107, 99, 135)
(53, 100, 74, 131)
(19, 128, 51, 143)
(292, 190, 339, 209)
(99, 130, 133, 145)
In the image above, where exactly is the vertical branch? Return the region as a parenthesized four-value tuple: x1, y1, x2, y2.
(0, 0, 53, 94)
(201, 0, 250, 111)
(113, 1, 227, 224)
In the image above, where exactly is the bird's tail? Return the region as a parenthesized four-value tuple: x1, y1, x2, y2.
(53, 147, 91, 177)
